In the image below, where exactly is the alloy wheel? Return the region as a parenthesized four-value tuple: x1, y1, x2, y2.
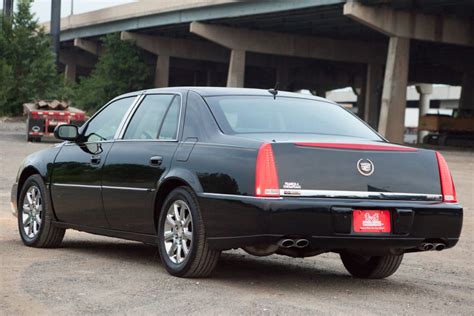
(22, 185, 43, 239)
(163, 200, 193, 264)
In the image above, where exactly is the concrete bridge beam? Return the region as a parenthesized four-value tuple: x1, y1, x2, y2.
(121, 31, 232, 87)
(59, 50, 96, 83)
(378, 37, 410, 143)
(190, 22, 386, 64)
(344, 0, 474, 47)
(74, 38, 104, 56)
(121, 31, 228, 63)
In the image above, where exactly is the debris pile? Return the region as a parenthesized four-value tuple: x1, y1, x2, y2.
(33, 100, 70, 110)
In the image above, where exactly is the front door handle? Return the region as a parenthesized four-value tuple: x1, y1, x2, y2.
(90, 155, 101, 165)
(150, 156, 163, 166)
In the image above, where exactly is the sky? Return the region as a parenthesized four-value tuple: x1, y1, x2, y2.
(1, 0, 136, 22)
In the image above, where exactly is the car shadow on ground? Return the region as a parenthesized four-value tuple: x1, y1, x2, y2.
(23, 237, 416, 294)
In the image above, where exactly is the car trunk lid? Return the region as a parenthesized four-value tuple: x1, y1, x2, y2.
(270, 142, 442, 200)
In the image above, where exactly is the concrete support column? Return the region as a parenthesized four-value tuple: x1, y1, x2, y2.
(353, 73, 366, 119)
(364, 63, 384, 129)
(227, 49, 246, 87)
(276, 63, 290, 90)
(459, 72, 474, 111)
(154, 55, 170, 88)
(64, 63, 77, 83)
(378, 37, 410, 143)
(416, 84, 432, 143)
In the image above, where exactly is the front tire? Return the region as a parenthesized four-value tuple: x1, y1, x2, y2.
(340, 252, 403, 279)
(18, 175, 65, 247)
(158, 187, 220, 278)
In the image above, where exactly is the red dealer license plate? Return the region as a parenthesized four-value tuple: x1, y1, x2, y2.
(353, 210, 391, 233)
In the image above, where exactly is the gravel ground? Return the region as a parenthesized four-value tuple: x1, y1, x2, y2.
(0, 119, 473, 315)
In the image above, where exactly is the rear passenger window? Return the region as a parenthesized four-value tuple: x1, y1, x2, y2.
(123, 94, 180, 140)
(159, 97, 180, 140)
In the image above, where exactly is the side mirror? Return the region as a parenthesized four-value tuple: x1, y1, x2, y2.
(54, 124, 79, 141)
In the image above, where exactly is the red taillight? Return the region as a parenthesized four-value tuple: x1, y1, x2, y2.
(435, 152, 457, 203)
(255, 143, 280, 197)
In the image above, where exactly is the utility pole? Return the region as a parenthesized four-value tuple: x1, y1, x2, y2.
(51, 0, 61, 70)
(2, 0, 13, 21)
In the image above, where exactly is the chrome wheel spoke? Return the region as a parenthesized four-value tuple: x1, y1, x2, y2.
(176, 244, 183, 262)
(27, 220, 33, 236)
(166, 214, 175, 226)
(183, 230, 192, 241)
(183, 214, 191, 227)
(22, 185, 42, 239)
(173, 203, 181, 221)
(168, 240, 177, 257)
(182, 241, 190, 256)
(33, 221, 39, 235)
(164, 231, 174, 242)
(23, 216, 31, 226)
(26, 193, 33, 205)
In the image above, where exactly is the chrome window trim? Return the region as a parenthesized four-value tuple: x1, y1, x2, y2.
(117, 92, 183, 141)
(114, 94, 145, 140)
(63, 140, 115, 147)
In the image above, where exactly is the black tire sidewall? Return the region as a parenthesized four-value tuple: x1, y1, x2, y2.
(157, 187, 203, 276)
(18, 175, 51, 246)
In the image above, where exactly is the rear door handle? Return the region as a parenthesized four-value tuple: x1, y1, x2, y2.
(90, 155, 101, 165)
(150, 156, 163, 166)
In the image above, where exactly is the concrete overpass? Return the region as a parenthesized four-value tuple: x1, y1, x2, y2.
(51, 0, 474, 144)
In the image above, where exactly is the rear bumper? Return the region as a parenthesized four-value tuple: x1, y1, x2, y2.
(198, 193, 463, 252)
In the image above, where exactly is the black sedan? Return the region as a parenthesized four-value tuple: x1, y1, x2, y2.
(11, 87, 463, 278)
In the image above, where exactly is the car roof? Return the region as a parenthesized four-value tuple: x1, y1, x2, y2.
(117, 87, 336, 104)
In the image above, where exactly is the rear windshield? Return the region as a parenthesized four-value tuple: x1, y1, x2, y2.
(205, 95, 382, 140)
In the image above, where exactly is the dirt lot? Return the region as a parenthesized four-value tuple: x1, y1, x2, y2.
(0, 119, 472, 315)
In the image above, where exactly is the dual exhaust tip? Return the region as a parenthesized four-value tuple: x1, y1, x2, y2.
(420, 242, 446, 251)
(278, 238, 309, 249)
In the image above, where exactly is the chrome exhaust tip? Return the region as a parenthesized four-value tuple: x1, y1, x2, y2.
(295, 239, 309, 248)
(434, 243, 446, 251)
(420, 243, 434, 251)
(278, 239, 295, 248)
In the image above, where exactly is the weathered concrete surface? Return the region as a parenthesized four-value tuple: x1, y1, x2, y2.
(0, 120, 473, 315)
(378, 37, 410, 144)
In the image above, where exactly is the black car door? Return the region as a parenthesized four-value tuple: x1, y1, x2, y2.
(101, 93, 182, 234)
(50, 96, 138, 227)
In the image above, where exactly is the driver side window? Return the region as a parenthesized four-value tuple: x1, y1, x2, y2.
(84, 97, 136, 142)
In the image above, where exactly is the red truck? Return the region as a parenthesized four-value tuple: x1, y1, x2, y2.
(23, 101, 87, 142)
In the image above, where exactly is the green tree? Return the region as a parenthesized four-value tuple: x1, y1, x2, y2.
(73, 33, 152, 112)
(0, 0, 59, 116)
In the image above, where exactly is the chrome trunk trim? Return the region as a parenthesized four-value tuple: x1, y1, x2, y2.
(280, 189, 442, 201)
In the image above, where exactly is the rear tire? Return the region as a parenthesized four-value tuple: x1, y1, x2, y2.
(340, 252, 403, 279)
(158, 186, 220, 278)
(18, 175, 65, 247)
